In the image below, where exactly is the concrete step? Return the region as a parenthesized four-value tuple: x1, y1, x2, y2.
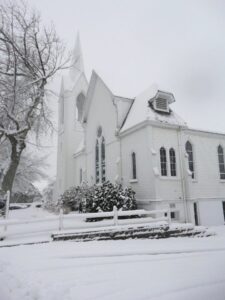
(52, 223, 213, 242)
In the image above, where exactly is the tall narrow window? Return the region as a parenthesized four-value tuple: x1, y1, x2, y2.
(95, 126, 106, 184)
(193, 202, 199, 226)
(160, 147, 167, 176)
(131, 152, 137, 179)
(185, 141, 194, 179)
(101, 137, 106, 182)
(218, 145, 225, 180)
(169, 148, 176, 177)
(76, 93, 85, 121)
(95, 140, 100, 183)
(79, 168, 83, 184)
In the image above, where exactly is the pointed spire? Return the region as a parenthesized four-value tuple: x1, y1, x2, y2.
(69, 33, 85, 81)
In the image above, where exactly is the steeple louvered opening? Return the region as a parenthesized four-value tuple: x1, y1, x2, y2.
(154, 97, 169, 113)
(149, 90, 175, 114)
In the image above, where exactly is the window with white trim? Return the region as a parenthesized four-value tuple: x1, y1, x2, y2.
(185, 141, 195, 179)
(76, 93, 85, 121)
(160, 147, 167, 176)
(218, 145, 225, 180)
(169, 148, 176, 177)
(95, 126, 106, 184)
(131, 152, 137, 179)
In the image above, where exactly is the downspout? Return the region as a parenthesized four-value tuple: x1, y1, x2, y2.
(83, 122, 88, 184)
(119, 134, 123, 185)
(113, 96, 123, 186)
(177, 126, 189, 223)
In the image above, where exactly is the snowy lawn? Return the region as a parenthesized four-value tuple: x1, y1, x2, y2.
(0, 226, 225, 300)
(0, 205, 225, 300)
(0, 203, 117, 245)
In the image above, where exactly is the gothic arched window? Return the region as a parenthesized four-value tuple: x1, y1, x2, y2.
(185, 141, 195, 179)
(160, 147, 167, 176)
(95, 126, 106, 184)
(218, 145, 225, 180)
(131, 152, 137, 179)
(169, 148, 176, 177)
(76, 93, 85, 121)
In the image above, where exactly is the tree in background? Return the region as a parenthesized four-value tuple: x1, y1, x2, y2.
(0, 1, 69, 193)
(11, 185, 42, 203)
(12, 150, 48, 193)
(0, 138, 48, 201)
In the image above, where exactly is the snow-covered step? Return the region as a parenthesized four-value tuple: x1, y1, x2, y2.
(51, 223, 213, 242)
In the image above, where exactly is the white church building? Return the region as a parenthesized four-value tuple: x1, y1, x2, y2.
(55, 37, 225, 226)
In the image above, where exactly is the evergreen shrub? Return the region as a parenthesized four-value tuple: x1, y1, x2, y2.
(59, 181, 137, 214)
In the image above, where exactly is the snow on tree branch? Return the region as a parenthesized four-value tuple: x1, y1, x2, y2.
(0, 0, 70, 192)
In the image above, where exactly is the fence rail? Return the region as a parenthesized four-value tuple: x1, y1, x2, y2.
(0, 206, 171, 239)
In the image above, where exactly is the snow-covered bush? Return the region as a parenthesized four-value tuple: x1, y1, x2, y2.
(59, 181, 137, 213)
(58, 186, 80, 212)
(58, 183, 93, 213)
(81, 181, 137, 213)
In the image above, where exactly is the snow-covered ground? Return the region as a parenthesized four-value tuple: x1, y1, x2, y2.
(0, 205, 225, 300)
(0, 203, 172, 246)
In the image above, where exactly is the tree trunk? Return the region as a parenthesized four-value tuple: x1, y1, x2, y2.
(1, 135, 26, 193)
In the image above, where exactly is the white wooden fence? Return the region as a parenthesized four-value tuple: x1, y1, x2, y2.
(0, 206, 171, 239)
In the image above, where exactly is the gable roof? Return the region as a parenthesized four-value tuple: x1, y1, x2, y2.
(82, 71, 115, 123)
(114, 96, 134, 129)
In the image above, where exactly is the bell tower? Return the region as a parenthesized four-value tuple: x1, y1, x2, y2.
(55, 34, 88, 199)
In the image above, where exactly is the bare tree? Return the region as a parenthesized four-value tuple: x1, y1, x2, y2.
(0, 138, 48, 193)
(0, 1, 69, 192)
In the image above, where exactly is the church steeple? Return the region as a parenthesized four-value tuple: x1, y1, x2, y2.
(69, 33, 85, 81)
(55, 33, 88, 200)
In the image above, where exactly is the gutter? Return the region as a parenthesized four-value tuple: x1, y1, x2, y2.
(120, 119, 187, 138)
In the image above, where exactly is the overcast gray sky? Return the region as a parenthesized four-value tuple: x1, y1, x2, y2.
(26, 0, 225, 187)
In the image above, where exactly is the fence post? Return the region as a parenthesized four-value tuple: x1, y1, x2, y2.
(113, 206, 118, 226)
(59, 208, 63, 231)
(4, 190, 10, 233)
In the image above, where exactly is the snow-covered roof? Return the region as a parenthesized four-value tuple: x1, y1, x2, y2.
(114, 96, 134, 129)
(184, 127, 225, 137)
(120, 84, 186, 133)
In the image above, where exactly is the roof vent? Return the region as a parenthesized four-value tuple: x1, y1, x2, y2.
(153, 97, 169, 113)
